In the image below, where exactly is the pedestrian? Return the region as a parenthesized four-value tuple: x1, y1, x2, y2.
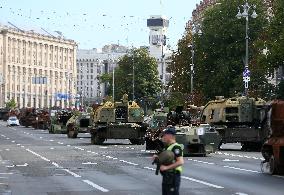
(159, 126, 184, 195)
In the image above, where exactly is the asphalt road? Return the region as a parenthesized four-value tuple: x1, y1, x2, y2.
(0, 122, 283, 195)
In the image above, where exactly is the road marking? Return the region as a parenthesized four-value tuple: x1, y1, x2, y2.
(52, 162, 61, 168)
(0, 177, 8, 179)
(16, 163, 28, 167)
(189, 159, 215, 165)
(92, 152, 98, 155)
(39, 137, 43, 139)
(181, 176, 224, 189)
(0, 183, 8, 185)
(6, 138, 10, 140)
(6, 165, 15, 168)
(67, 145, 71, 147)
(58, 142, 64, 145)
(0, 173, 13, 175)
(49, 140, 54, 142)
(26, 149, 50, 162)
(5, 149, 10, 151)
(143, 166, 155, 171)
(223, 159, 239, 162)
(87, 150, 92, 153)
(223, 165, 260, 173)
(11, 141, 15, 143)
(50, 148, 54, 150)
(235, 193, 248, 195)
(20, 146, 25, 148)
(16, 144, 21, 146)
(125, 162, 138, 166)
(82, 162, 97, 165)
(82, 180, 109, 192)
(62, 169, 81, 178)
(74, 147, 84, 151)
(99, 146, 108, 149)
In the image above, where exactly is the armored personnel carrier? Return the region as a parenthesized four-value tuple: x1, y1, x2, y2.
(89, 94, 147, 145)
(145, 109, 168, 151)
(49, 110, 73, 134)
(201, 96, 269, 151)
(175, 124, 221, 156)
(66, 110, 92, 138)
(19, 108, 37, 127)
(31, 109, 50, 130)
(261, 100, 284, 174)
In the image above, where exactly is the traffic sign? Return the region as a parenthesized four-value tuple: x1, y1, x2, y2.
(242, 68, 250, 77)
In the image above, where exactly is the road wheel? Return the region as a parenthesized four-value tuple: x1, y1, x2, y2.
(268, 155, 278, 175)
(91, 134, 104, 145)
(67, 130, 78, 138)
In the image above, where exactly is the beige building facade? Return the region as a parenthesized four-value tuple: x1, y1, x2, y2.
(0, 26, 77, 108)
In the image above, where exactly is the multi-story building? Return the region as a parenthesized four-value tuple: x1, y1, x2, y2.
(0, 25, 77, 108)
(76, 45, 128, 105)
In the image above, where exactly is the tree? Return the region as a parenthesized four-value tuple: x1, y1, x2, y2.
(194, 0, 268, 100)
(266, 0, 284, 70)
(5, 98, 17, 109)
(101, 48, 162, 102)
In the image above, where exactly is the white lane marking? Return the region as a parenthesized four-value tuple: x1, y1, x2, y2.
(62, 169, 81, 178)
(11, 141, 15, 143)
(79, 138, 84, 140)
(0, 183, 8, 185)
(99, 146, 108, 149)
(84, 133, 89, 135)
(20, 146, 25, 148)
(58, 142, 64, 145)
(67, 145, 71, 147)
(40, 137, 43, 139)
(26, 149, 50, 162)
(0, 177, 8, 179)
(143, 166, 156, 171)
(82, 162, 97, 165)
(49, 140, 54, 142)
(82, 179, 109, 192)
(16, 144, 21, 146)
(50, 148, 54, 150)
(0, 173, 13, 175)
(6, 138, 10, 140)
(188, 159, 215, 165)
(6, 165, 15, 168)
(74, 147, 84, 151)
(235, 193, 248, 195)
(223, 159, 239, 162)
(223, 165, 260, 173)
(181, 176, 224, 189)
(92, 152, 98, 155)
(87, 150, 92, 153)
(52, 162, 61, 168)
(141, 150, 146, 152)
(125, 162, 138, 166)
(5, 149, 10, 151)
(112, 157, 118, 160)
(16, 163, 28, 167)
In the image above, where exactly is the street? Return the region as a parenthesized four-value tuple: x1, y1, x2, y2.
(0, 122, 283, 195)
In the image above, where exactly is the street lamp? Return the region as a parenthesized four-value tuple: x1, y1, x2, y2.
(188, 23, 202, 94)
(236, 0, 257, 96)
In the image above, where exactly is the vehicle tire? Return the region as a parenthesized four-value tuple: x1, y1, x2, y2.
(268, 155, 278, 175)
(67, 130, 78, 138)
(91, 134, 104, 145)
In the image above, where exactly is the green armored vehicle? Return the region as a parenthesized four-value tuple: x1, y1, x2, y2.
(201, 96, 269, 151)
(145, 109, 168, 151)
(89, 94, 147, 145)
(175, 124, 221, 156)
(49, 110, 73, 134)
(66, 110, 92, 138)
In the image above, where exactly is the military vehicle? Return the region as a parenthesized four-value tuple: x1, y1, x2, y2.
(31, 109, 50, 130)
(145, 109, 168, 151)
(66, 110, 92, 138)
(145, 106, 221, 156)
(201, 96, 269, 151)
(89, 94, 147, 145)
(19, 108, 37, 127)
(49, 110, 73, 134)
(0, 108, 9, 120)
(175, 124, 221, 156)
(261, 100, 284, 174)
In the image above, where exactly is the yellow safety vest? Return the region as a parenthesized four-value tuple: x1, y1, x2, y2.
(167, 142, 183, 173)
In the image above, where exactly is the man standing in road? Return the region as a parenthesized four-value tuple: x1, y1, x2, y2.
(159, 126, 184, 195)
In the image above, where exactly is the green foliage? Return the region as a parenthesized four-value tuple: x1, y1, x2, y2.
(276, 80, 284, 100)
(5, 98, 17, 109)
(193, 0, 268, 100)
(106, 48, 162, 102)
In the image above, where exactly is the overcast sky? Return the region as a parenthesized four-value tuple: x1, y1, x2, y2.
(0, 0, 201, 49)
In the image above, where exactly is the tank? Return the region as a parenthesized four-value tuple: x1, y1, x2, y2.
(49, 110, 73, 134)
(19, 108, 37, 127)
(89, 94, 147, 145)
(261, 100, 284, 174)
(0, 108, 10, 121)
(175, 124, 221, 156)
(145, 109, 168, 151)
(201, 96, 269, 151)
(31, 109, 50, 130)
(66, 110, 92, 138)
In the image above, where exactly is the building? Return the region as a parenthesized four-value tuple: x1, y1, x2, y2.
(0, 25, 77, 108)
(76, 45, 128, 105)
(147, 15, 172, 86)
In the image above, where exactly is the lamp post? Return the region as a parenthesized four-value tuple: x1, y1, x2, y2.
(188, 23, 202, 94)
(236, 0, 257, 96)
(132, 55, 135, 101)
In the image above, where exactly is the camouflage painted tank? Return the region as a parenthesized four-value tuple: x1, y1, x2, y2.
(31, 109, 50, 130)
(19, 108, 37, 127)
(49, 110, 73, 134)
(201, 96, 269, 151)
(89, 94, 147, 145)
(175, 124, 221, 156)
(66, 109, 92, 138)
